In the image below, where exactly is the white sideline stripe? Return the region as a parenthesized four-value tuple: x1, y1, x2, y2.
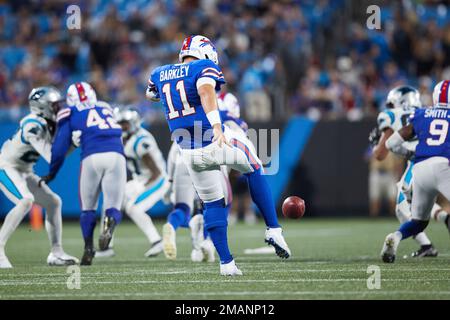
(3, 267, 450, 278)
(2, 278, 450, 286)
(2, 290, 450, 299)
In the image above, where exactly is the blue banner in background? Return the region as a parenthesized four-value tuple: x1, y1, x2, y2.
(266, 116, 316, 204)
(0, 122, 171, 218)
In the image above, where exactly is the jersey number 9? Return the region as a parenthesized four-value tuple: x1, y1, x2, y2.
(426, 119, 448, 146)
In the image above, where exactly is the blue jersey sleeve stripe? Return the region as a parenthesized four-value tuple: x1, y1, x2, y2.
(201, 72, 224, 79)
(201, 67, 222, 76)
(56, 109, 71, 122)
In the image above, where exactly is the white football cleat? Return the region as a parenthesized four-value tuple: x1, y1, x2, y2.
(0, 254, 13, 268)
(381, 232, 401, 263)
(95, 248, 116, 258)
(47, 252, 79, 266)
(145, 240, 163, 257)
(191, 248, 204, 262)
(264, 227, 291, 259)
(162, 223, 177, 260)
(220, 259, 243, 276)
(200, 238, 215, 263)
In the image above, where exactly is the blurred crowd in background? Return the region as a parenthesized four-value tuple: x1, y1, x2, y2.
(0, 0, 449, 122)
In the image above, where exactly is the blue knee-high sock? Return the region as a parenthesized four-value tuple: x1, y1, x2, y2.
(80, 210, 96, 245)
(209, 226, 232, 264)
(105, 208, 122, 224)
(168, 203, 191, 230)
(398, 219, 429, 240)
(204, 199, 232, 264)
(245, 169, 280, 228)
(203, 204, 230, 239)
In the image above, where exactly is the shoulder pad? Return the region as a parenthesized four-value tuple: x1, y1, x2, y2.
(56, 108, 72, 123)
(377, 110, 394, 131)
(20, 114, 47, 128)
(96, 100, 112, 111)
(133, 134, 153, 156)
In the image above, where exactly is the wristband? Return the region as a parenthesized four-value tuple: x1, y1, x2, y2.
(385, 131, 405, 151)
(206, 110, 221, 126)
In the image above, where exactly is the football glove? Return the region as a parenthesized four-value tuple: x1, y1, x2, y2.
(38, 174, 55, 187)
(368, 126, 381, 147)
(71, 130, 82, 147)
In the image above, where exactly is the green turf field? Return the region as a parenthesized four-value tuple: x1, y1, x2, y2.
(1, 217, 449, 300)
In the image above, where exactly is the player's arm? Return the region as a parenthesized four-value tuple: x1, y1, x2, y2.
(39, 110, 73, 186)
(142, 153, 161, 186)
(198, 84, 228, 147)
(135, 137, 162, 186)
(372, 128, 394, 161)
(146, 76, 160, 102)
(22, 122, 51, 163)
(385, 124, 415, 153)
(166, 143, 177, 183)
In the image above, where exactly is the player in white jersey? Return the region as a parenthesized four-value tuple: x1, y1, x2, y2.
(0, 86, 78, 268)
(106, 108, 167, 257)
(369, 85, 448, 257)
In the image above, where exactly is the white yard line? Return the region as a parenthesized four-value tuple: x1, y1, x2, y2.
(1, 290, 450, 299)
(2, 267, 450, 278)
(1, 278, 450, 286)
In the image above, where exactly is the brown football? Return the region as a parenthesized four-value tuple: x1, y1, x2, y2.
(282, 196, 305, 219)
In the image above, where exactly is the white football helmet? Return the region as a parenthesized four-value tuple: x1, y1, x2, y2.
(179, 35, 219, 65)
(66, 82, 97, 108)
(28, 86, 64, 121)
(432, 80, 450, 108)
(114, 107, 141, 139)
(386, 85, 421, 110)
(218, 92, 240, 118)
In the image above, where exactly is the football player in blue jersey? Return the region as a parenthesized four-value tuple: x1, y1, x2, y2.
(40, 82, 126, 265)
(369, 86, 445, 258)
(146, 35, 290, 276)
(381, 80, 450, 263)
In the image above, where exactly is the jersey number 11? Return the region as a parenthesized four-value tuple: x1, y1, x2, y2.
(162, 81, 196, 120)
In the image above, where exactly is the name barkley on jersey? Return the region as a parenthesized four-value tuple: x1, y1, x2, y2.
(160, 65, 190, 81)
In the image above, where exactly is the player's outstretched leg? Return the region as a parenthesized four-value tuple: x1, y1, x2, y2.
(99, 208, 122, 251)
(381, 219, 429, 263)
(245, 169, 291, 259)
(80, 210, 97, 266)
(0, 198, 33, 268)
